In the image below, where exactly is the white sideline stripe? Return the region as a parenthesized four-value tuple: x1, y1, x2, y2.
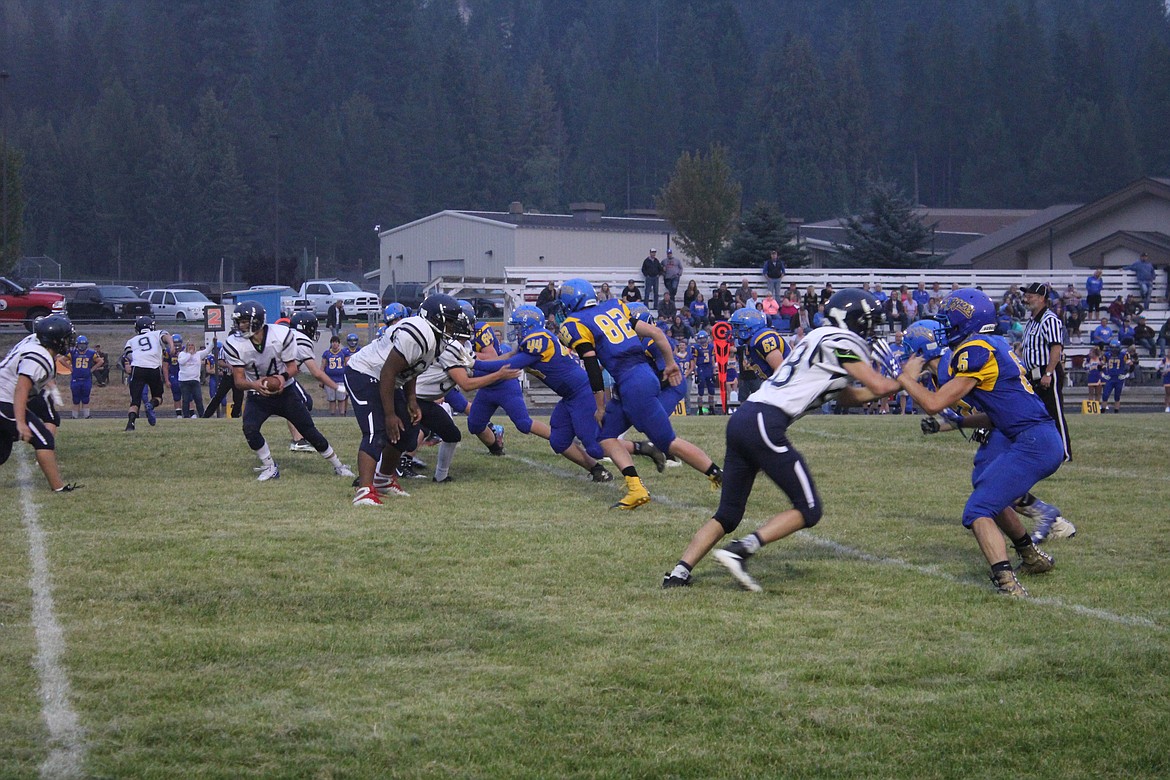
(17, 449, 87, 779)
(512, 454, 1164, 632)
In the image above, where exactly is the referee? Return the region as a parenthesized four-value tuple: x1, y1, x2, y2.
(1021, 282, 1071, 460)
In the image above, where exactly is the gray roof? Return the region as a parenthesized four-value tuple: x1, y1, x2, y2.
(941, 204, 1081, 267)
(458, 210, 670, 233)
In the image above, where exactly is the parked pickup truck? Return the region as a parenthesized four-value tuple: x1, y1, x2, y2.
(299, 279, 381, 318)
(0, 276, 67, 330)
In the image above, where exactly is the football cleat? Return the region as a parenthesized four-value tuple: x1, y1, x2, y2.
(1047, 517, 1077, 540)
(381, 476, 410, 497)
(664, 456, 682, 468)
(1016, 545, 1054, 576)
(714, 542, 761, 592)
(990, 568, 1029, 598)
(125, 420, 136, 432)
(334, 464, 355, 478)
(590, 464, 614, 482)
(144, 401, 157, 426)
(353, 486, 383, 506)
(662, 572, 692, 589)
(432, 475, 456, 483)
(398, 454, 425, 479)
(411, 456, 428, 469)
(256, 464, 280, 482)
(638, 440, 668, 473)
(53, 483, 83, 493)
(491, 424, 505, 446)
(612, 476, 650, 510)
(289, 439, 315, 452)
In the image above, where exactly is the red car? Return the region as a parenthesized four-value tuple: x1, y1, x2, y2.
(0, 276, 67, 331)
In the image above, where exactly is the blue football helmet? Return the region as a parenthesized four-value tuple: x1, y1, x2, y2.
(346, 333, 360, 350)
(935, 288, 996, 347)
(557, 278, 597, 314)
(729, 307, 767, 346)
(626, 301, 653, 325)
(508, 305, 546, 341)
(171, 332, 183, 346)
(375, 325, 387, 339)
(76, 334, 88, 347)
(383, 302, 408, 325)
(1107, 338, 1122, 353)
(903, 319, 947, 360)
(457, 299, 477, 328)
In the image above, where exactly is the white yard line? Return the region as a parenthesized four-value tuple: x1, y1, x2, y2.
(18, 449, 87, 779)
(514, 454, 1165, 632)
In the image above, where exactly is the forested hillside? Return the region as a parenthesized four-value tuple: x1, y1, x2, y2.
(2, 0, 1168, 282)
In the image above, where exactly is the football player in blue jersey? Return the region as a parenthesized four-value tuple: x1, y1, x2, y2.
(690, 331, 717, 414)
(729, 307, 790, 383)
(557, 279, 722, 509)
(1101, 338, 1131, 414)
(898, 291, 1061, 597)
(904, 319, 1074, 545)
(68, 335, 97, 419)
(459, 300, 539, 456)
(321, 335, 350, 415)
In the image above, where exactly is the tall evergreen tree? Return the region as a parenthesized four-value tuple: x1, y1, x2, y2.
(716, 201, 806, 269)
(835, 179, 936, 268)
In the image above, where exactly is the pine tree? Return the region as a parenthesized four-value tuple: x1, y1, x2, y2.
(835, 180, 936, 268)
(716, 201, 806, 269)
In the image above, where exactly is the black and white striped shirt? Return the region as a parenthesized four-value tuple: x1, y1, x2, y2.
(1021, 307, 1065, 373)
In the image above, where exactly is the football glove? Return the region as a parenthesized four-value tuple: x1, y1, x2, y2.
(870, 339, 903, 379)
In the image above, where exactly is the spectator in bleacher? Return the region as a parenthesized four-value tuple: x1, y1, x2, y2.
(1124, 294, 1144, 319)
(670, 314, 693, 341)
(1117, 316, 1136, 347)
(596, 282, 613, 302)
(735, 278, 754, 309)
(1106, 295, 1125, 324)
(912, 281, 930, 310)
(820, 282, 835, 305)
(930, 281, 943, 299)
(762, 248, 786, 300)
(658, 290, 677, 321)
(710, 282, 734, 321)
(779, 294, 800, 332)
(996, 305, 1016, 338)
(621, 279, 642, 303)
(1091, 317, 1115, 346)
(641, 248, 661, 307)
(925, 297, 940, 317)
(745, 288, 762, 310)
(682, 279, 699, 308)
(662, 249, 683, 300)
(689, 292, 709, 328)
(1157, 318, 1170, 357)
(899, 285, 918, 330)
(1133, 316, 1157, 357)
(802, 285, 819, 321)
(785, 281, 799, 301)
(1085, 268, 1104, 317)
(1127, 253, 1156, 310)
(1062, 285, 1084, 342)
(536, 280, 559, 316)
(761, 292, 780, 329)
(811, 304, 826, 329)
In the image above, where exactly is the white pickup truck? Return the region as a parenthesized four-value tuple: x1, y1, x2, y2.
(299, 280, 381, 317)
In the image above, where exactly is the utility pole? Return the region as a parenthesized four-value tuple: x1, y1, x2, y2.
(269, 132, 282, 285)
(1, 71, 9, 271)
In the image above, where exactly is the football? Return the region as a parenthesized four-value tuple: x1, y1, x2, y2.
(260, 375, 284, 393)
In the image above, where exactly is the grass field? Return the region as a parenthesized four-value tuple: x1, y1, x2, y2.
(2, 412, 1169, 779)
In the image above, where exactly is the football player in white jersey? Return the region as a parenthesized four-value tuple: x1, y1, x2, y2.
(123, 315, 174, 431)
(344, 294, 470, 505)
(0, 314, 82, 492)
(663, 289, 903, 591)
(284, 311, 348, 452)
(222, 302, 354, 481)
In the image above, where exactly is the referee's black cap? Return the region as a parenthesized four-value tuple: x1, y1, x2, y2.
(1023, 282, 1050, 297)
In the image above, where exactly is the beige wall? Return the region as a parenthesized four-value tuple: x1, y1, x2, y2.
(1015, 194, 1170, 270)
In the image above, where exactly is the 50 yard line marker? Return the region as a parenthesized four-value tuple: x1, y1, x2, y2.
(18, 449, 87, 779)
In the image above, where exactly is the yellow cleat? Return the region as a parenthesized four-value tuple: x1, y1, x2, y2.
(612, 476, 651, 510)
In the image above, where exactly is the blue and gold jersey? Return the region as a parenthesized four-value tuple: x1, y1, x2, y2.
(69, 348, 95, 379)
(558, 299, 647, 379)
(321, 347, 349, 380)
(477, 328, 590, 398)
(1102, 351, 1129, 380)
(690, 342, 714, 373)
(473, 322, 502, 356)
(947, 336, 1050, 438)
(744, 328, 790, 378)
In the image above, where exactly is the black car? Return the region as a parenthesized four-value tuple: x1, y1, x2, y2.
(381, 282, 428, 313)
(65, 285, 153, 321)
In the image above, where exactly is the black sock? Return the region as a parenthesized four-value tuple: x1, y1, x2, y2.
(991, 560, 1013, 574)
(621, 466, 638, 478)
(129, 411, 138, 422)
(1011, 533, 1032, 551)
(1017, 492, 1037, 508)
(705, 463, 721, 476)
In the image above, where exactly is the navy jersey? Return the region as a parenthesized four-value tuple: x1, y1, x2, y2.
(743, 328, 790, 378)
(559, 298, 647, 379)
(70, 348, 96, 380)
(947, 336, 1050, 438)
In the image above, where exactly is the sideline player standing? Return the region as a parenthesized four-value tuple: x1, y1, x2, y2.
(663, 289, 901, 590)
(0, 315, 82, 491)
(345, 294, 470, 505)
(123, 315, 174, 431)
(68, 334, 98, 419)
(222, 302, 353, 481)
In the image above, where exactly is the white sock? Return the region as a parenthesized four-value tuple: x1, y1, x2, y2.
(670, 564, 691, 580)
(320, 447, 343, 467)
(435, 441, 457, 480)
(257, 443, 274, 468)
